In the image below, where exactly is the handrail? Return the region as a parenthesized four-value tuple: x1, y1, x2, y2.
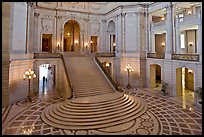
(95, 53, 123, 92)
(171, 53, 199, 62)
(34, 53, 73, 98)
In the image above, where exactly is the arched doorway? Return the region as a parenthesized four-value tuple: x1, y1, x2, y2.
(63, 20, 80, 52)
(39, 64, 56, 95)
(150, 64, 161, 89)
(107, 20, 116, 52)
(176, 67, 194, 108)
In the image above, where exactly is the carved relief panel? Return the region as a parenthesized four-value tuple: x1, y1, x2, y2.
(91, 23, 100, 35)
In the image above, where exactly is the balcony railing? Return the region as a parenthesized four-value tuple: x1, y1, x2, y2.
(171, 54, 199, 62)
(147, 53, 165, 59)
(95, 52, 115, 57)
(151, 20, 166, 28)
(176, 13, 200, 23)
(95, 53, 122, 92)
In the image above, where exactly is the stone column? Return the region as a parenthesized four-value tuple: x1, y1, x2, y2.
(33, 12, 40, 52)
(175, 27, 181, 53)
(110, 35, 113, 52)
(148, 13, 153, 53)
(151, 32, 155, 53)
(197, 20, 202, 62)
(80, 33, 84, 53)
(165, 3, 173, 59)
(172, 5, 176, 54)
(100, 19, 107, 52)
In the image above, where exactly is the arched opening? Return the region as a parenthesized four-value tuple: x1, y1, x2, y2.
(63, 20, 80, 52)
(150, 64, 161, 89)
(108, 20, 116, 52)
(39, 64, 56, 96)
(176, 67, 194, 108)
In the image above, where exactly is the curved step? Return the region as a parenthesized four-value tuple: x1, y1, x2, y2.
(63, 94, 129, 109)
(41, 95, 147, 130)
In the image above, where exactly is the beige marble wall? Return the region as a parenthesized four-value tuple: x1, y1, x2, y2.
(2, 2, 11, 107)
(9, 60, 34, 104)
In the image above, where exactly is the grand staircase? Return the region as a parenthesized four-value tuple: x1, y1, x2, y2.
(41, 53, 148, 130)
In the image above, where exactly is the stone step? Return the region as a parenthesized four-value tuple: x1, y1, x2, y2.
(41, 98, 147, 129)
(67, 94, 127, 106)
(59, 98, 134, 113)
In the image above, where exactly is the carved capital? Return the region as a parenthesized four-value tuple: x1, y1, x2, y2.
(34, 12, 40, 17)
(102, 19, 106, 23)
(166, 3, 173, 10)
(27, 2, 36, 7)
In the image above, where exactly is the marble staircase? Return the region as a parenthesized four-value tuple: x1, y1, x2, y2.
(41, 53, 147, 130)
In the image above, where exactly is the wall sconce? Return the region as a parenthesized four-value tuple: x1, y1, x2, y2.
(105, 62, 110, 67)
(188, 10, 192, 15)
(188, 69, 193, 73)
(161, 17, 165, 21)
(113, 43, 116, 46)
(75, 40, 78, 44)
(189, 42, 193, 46)
(85, 43, 88, 48)
(90, 41, 93, 44)
(67, 32, 70, 36)
(57, 42, 60, 51)
(162, 42, 165, 47)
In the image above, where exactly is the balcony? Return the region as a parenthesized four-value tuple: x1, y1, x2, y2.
(171, 53, 199, 62)
(151, 20, 166, 31)
(176, 13, 201, 27)
(147, 53, 165, 59)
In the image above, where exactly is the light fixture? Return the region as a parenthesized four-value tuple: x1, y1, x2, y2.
(67, 32, 70, 36)
(22, 124, 35, 135)
(162, 42, 165, 47)
(161, 17, 165, 21)
(113, 43, 116, 46)
(90, 41, 93, 44)
(188, 69, 193, 73)
(57, 42, 60, 51)
(85, 43, 88, 47)
(188, 10, 192, 15)
(75, 40, 78, 44)
(189, 42, 193, 46)
(105, 62, 110, 67)
(23, 69, 36, 102)
(124, 64, 134, 89)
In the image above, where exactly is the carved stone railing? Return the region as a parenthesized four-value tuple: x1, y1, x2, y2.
(147, 53, 165, 59)
(171, 54, 199, 62)
(34, 53, 73, 98)
(95, 53, 122, 92)
(151, 20, 166, 28)
(34, 53, 61, 58)
(95, 52, 115, 57)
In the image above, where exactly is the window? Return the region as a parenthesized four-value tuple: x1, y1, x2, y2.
(178, 14, 184, 22)
(180, 33, 185, 48)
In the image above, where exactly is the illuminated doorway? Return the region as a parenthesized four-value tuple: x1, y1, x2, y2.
(150, 64, 161, 90)
(63, 20, 80, 52)
(176, 67, 194, 108)
(39, 64, 55, 95)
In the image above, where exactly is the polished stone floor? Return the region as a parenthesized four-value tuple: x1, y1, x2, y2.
(2, 88, 202, 135)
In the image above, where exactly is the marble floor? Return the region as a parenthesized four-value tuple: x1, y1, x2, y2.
(2, 54, 202, 135)
(2, 88, 202, 135)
